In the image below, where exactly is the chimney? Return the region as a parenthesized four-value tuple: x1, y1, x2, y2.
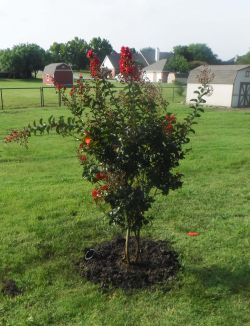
(155, 47, 160, 62)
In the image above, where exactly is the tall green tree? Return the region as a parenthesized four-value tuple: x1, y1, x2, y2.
(88, 37, 113, 62)
(48, 42, 67, 63)
(65, 37, 88, 70)
(165, 54, 189, 73)
(173, 43, 219, 65)
(0, 44, 46, 78)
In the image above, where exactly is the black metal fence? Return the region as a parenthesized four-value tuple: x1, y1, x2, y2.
(0, 85, 186, 110)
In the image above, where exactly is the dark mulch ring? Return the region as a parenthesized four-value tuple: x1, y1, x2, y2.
(78, 236, 181, 290)
(1, 279, 22, 297)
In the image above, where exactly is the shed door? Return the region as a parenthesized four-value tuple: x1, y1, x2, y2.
(238, 82, 250, 107)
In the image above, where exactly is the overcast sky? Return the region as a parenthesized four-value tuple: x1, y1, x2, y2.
(0, 0, 249, 60)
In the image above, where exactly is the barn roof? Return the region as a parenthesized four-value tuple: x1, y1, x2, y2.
(43, 63, 72, 74)
(188, 65, 250, 84)
(143, 59, 168, 72)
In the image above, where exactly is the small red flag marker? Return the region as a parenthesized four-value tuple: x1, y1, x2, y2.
(187, 232, 199, 236)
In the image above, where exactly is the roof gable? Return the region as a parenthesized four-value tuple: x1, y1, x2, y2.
(143, 59, 168, 72)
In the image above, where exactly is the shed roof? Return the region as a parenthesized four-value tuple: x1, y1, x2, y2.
(43, 63, 72, 74)
(188, 65, 250, 84)
(143, 59, 168, 72)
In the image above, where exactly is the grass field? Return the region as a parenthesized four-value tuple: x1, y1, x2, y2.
(0, 101, 250, 325)
(0, 78, 185, 110)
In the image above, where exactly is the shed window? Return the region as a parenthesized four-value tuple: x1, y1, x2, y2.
(245, 71, 250, 77)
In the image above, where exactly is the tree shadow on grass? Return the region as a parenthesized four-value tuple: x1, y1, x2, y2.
(191, 264, 250, 297)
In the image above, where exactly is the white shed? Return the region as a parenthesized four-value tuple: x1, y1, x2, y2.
(186, 65, 250, 108)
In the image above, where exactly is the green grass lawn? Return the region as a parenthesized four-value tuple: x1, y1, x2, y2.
(0, 79, 61, 109)
(0, 104, 250, 326)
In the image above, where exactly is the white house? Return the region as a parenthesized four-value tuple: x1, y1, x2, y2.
(186, 65, 250, 108)
(101, 48, 172, 79)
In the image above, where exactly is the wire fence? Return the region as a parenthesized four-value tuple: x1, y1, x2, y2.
(0, 85, 186, 110)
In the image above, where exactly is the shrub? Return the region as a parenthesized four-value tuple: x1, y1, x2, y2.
(5, 48, 211, 265)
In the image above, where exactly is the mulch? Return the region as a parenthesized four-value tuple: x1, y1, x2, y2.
(78, 236, 180, 290)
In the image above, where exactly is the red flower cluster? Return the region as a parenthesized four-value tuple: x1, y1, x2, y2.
(79, 154, 87, 162)
(85, 137, 91, 146)
(4, 130, 28, 143)
(87, 49, 101, 78)
(91, 184, 109, 200)
(164, 114, 176, 133)
(95, 172, 107, 181)
(119, 46, 141, 81)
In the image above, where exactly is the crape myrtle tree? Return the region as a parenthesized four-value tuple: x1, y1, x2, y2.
(5, 47, 211, 265)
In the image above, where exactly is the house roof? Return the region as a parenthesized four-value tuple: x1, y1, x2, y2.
(188, 65, 250, 84)
(143, 59, 168, 72)
(106, 53, 120, 69)
(140, 49, 172, 65)
(104, 52, 148, 70)
(43, 63, 72, 74)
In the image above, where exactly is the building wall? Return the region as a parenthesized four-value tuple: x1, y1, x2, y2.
(101, 57, 116, 77)
(54, 70, 73, 86)
(144, 71, 165, 82)
(167, 73, 175, 83)
(232, 68, 250, 107)
(186, 83, 233, 107)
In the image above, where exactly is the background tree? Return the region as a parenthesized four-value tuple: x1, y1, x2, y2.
(187, 43, 219, 64)
(88, 37, 113, 62)
(237, 50, 250, 64)
(172, 43, 219, 70)
(0, 48, 13, 73)
(173, 45, 193, 61)
(0, 44, 46, 78)
(165, 54, 189, 72)
(65, 37, 88, 70)
(48, 42, 67, 63)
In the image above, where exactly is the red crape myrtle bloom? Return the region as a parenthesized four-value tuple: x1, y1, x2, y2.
(85, 137, 91, 146)
(91, 184, 109, 201)
(79, 155, 87, 162)
(95, 172, 107, 181)
(87, 49, 101, 78)
(119, 46, 141, 81)
(164, 114, 176, 134)
(92, 188, 101, 200)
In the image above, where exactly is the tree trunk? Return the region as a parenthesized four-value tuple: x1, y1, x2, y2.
(135, 229, 141, 263)
(125, 227, 131, 265)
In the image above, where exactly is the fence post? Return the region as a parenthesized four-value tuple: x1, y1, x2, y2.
(0, 89, 3, 110)
(41, 87, 45, 107)
(40, 87, 43, 107)
(58, 89, 61, 107)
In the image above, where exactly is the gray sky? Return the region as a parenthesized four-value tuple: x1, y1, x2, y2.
(0, 0, 249, 60)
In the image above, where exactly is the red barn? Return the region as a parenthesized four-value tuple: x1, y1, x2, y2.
(43, 63, 73, 86)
